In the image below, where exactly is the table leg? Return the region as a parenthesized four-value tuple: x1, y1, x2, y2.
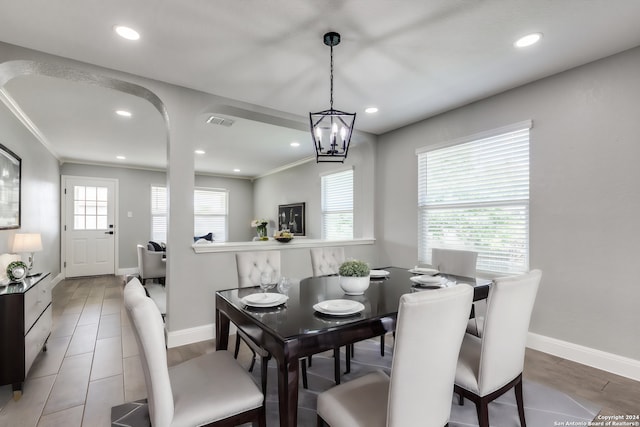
(215, 309, 230, 351)
(277, 355, 300, 427)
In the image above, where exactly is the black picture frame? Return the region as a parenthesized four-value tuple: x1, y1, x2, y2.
(0, 143, 21, 230)
(278, 203, 305, 236)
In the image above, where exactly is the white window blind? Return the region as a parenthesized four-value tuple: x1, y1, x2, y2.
(321, 169, 354, 240)
(151, 186, 167, 242)
(194, 188, 228, 241)
(150, 186, 228, 243)
(417, 125, 530, 273)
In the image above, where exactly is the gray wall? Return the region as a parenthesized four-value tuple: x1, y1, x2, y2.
(0, 101, 60, 277)
(377, 46, 640, 360)
(60, 163, 254, 268)
(253, 133, 377, 240)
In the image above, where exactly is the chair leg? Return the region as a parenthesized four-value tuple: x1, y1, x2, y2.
(260, 356, 269, 399)
(234, 335, 241, 358)
(317, 415, 325, 427)
(301, 358, 308, 389)
(380, 334, 385, 356)
(515, 377, 527, 427)
(308, 354, 313, 367)
(334, 349, 341, 384)
(476, 397, 490, 427)
(458, 392, 464, 405)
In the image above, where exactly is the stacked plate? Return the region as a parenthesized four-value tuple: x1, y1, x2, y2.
(369, 269, 390, 278)
(409, 275, 443, 288)
(241, 292, 288, 308)
(408, 267, 439, 275)
(313, 299, 365, 316)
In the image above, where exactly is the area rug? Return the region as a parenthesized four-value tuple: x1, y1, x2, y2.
(111, 339, 600, 427)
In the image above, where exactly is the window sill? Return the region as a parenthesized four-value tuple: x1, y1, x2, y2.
(192, 238, 375, 253)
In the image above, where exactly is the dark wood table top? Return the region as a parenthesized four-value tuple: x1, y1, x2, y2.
(216, 267, 490, 342)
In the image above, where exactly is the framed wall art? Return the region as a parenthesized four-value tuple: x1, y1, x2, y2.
(0, 143, 21, 230)
(278, 203, 305, 236)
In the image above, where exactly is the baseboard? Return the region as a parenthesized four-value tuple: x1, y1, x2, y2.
(50, 272, 64, 289)
(118, 267, 138, 276)
(166, 323, 216, 348)
(527, 332, 640, 381)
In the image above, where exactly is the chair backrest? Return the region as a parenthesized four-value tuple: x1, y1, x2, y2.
(477, 269, 542, 396)
(124, 279, 174, 427)
(387, 284, 474, 427)
(431, 248, 478, 277)
(137, 244, 166, 280)
(310, 247, 345, 277)
(235, 250, 281, 287)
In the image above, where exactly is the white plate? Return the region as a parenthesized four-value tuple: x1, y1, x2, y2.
(409, 275, 443, 286)
(408, 267, 439, 275)
(313, 299, 365, 316)
(369, 269, 390, 278)
(241, 293, 288, 307)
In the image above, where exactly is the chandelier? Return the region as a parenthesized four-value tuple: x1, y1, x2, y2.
(310, 32, 356, 163)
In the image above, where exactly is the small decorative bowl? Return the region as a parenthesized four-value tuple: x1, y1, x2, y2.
(275, 237, 293, 243)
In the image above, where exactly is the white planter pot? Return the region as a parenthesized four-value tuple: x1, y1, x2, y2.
(339, 275, 370, 295)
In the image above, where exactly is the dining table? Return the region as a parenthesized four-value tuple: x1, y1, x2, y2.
(215, 266, 492, 427)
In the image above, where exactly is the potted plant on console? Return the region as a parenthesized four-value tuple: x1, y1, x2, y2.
(338, 260, 371, 295)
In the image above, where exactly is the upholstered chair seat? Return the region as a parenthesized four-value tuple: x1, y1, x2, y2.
(317, 284, 474, 427)
(124, 278, 265, 427)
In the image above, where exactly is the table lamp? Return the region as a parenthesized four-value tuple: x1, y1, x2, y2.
(12, 233, 43, 273)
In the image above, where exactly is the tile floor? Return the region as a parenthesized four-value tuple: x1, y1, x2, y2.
(1, 275, 638, 427)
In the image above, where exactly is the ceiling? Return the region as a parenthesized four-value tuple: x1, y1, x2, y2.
(1, 0, 640, 178)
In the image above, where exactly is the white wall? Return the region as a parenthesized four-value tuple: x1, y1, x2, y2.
(0, 101, 60, 277)
(377, 46, 640, 361)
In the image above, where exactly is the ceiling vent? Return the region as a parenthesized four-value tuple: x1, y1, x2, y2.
(206, 115, 234, 127)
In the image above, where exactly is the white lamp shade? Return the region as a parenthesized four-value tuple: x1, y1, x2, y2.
(13, 233, 43, 253)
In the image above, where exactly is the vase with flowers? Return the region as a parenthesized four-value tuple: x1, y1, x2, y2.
(251, 219, 269, 241)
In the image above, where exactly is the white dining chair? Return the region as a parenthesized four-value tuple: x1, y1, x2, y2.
(454, 269, 542, 427)
(430, 248, 484, 335)
(310, 247, 345, 276)
(317, 284, 474, 427)
(124, 278, 265, 427)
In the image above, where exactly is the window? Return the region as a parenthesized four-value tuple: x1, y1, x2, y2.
(73, 185, 108, 230)
(151, 186, 228, 243)
(417, 121, 531, 273)
(321, 168, 354, 240)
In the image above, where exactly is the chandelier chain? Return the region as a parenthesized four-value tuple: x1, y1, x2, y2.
(329, 42, 334, 110)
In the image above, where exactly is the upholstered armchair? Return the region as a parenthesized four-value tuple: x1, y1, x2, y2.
(317, 284, 474, 427)
(136, 244, 166, 285)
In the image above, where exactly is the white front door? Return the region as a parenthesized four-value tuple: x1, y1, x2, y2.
(63, 176, 117, 277)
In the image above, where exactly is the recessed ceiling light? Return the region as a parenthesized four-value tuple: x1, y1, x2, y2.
(114, 25, 140, 41)
(514, 33, 542, 48)
(195, 150, 206, 155)
(116, 155, 126, 160)
(365, 107, 379, 114)
(290, 142, 300, 147)
(115, 110, 132, 118)
(233, 168, 241, 173)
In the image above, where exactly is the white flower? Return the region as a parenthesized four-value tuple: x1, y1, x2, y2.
(251, 219, 269, 227)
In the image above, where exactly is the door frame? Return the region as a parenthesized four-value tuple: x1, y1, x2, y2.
(61, 175, 119, 278)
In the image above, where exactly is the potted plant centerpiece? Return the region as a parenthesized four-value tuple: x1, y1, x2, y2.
(338, 259, 371, 295)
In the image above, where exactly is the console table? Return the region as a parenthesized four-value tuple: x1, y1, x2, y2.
(0, 272, 52, 400)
